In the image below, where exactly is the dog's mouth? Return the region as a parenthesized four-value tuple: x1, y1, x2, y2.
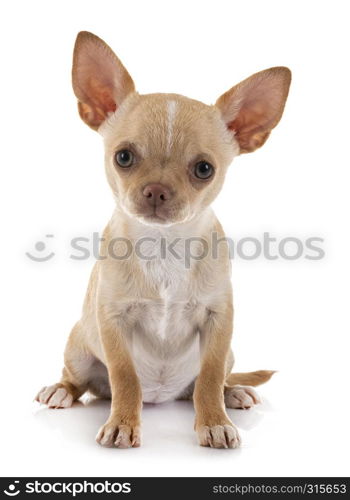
(139, 208, 172, 225)
(135, 205, 188, 226)
(121, 196, 190, 226)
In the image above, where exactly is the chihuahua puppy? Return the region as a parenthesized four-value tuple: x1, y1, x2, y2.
(36, 32, 291, 449)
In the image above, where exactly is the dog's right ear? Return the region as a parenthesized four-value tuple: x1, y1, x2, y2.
(72, 31, 135, 130)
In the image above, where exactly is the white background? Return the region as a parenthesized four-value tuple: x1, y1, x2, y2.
(1, 0, 349, 477)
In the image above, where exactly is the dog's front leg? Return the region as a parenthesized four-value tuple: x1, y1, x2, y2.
(194, 300, 241, 449)
(95, 307, 142, 449)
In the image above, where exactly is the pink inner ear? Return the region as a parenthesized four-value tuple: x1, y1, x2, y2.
(227, 102, 273, 153)
(72, 32, 136, 129)
(88, 78, 117, 114)
(77, 80, 117, 130)
(228, 106, 265, 135)
(216, 67, 291, 153)
(228, 92, 277, 133)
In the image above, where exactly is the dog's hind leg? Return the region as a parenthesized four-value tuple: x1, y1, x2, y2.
(35, 322, 94, 408)
(224, 370, 276, 409)
(177, 349, 275, 410)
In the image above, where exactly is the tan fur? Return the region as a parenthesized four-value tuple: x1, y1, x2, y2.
(225, 370, 276, 387)
(36, 31, 291, 449)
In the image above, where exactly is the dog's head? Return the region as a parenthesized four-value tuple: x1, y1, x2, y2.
(72, 32, 291, 226)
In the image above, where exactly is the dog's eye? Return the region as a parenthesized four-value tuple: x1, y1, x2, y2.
(115, 149, 134, 168)
(194, 161, 214, 180)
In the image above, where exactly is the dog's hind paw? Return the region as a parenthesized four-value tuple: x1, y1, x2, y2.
(35, 384, 73, 409)
(224, 384, 261, 409)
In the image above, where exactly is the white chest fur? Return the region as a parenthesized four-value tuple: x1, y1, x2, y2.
(129, 293, 203, 403)
(123, 219, 211, 403)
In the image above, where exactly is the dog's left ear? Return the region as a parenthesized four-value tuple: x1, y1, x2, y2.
(216, 67, 291, 153)
(72, 31, 135, 130)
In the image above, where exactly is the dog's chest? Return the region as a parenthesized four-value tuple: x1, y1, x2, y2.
(126, 248, 205, 403)
(131, 302, 201, 403)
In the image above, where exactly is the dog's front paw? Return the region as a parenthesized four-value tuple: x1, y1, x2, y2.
(196, 423, 241, 449)
(35, 384, 73, 409)
(224, 385, 261, 409)
(96, 420, 141, 449)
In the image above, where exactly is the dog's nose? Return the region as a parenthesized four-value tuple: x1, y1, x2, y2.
(143, 183, 172, 206)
